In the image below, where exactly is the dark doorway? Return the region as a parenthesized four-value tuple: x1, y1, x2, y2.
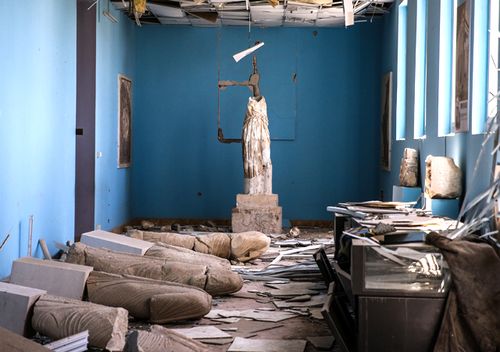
(75, 0, 96, 241)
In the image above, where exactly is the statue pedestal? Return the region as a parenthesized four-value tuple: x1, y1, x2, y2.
(231, 194, 282, 234)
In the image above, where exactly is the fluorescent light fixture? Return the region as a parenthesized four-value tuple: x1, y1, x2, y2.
(233, 42, 264, 62)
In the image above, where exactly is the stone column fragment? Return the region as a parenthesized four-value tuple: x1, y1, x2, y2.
(86, 271, 211, 323)
(32, 295, 128, 351)
(66, 243, 243, 295)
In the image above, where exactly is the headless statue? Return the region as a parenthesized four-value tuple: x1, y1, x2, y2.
(218, 56, 272, 194)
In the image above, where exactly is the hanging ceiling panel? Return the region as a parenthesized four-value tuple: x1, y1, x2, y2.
(110, 0, 393, 27)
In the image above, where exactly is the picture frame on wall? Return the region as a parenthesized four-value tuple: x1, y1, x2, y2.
(381, 71, 392, 171)
(118, 74, 132, 168)
(454, 0, 470, 133)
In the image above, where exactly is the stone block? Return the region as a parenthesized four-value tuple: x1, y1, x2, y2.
(425, 196, 460, 219)
(81, 230, 153, 255)
(232, 206, 282, 234)
(10, 257, 93, 299)
(236, 194, 279, 208)
(0, 282, 46, 336)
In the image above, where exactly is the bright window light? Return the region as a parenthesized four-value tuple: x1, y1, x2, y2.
(414, 0, 427, 139)
(438, 0, 454, 136)
(488, 0, 499, 123)
(396, 0, 408, 140)
(470, 0, 489, 134)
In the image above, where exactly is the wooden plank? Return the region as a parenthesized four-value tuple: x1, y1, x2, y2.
(227, 337, 306, 352)
(170, 326, 232, 339)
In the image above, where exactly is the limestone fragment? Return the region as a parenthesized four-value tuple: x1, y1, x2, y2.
(32, 295, 128, 351)
(66, 243, 243, 295)
(230, 231, 271, 263)
(129, 229, 270, 262)
(86, 271, 211, 323)
(425, 156, 462, 198)
(145, 243, 231, 269)
(399, 148, 419, 187)
(124, 327, 210, 352)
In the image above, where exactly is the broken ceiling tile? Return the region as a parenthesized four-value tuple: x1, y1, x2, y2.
(157, 17, 192, 25)
(315, 17, 344, 27)
(148, 3, 186, 18)
(222, 19, 251, 25)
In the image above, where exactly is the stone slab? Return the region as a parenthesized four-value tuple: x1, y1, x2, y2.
(236, 194, 279, 208)
(232, 206, 282, 234)
(0, 282, 46, 336)
(81, 230, 153, 255)
(10, 257, 93, 300)
(0, 326, 50, 351)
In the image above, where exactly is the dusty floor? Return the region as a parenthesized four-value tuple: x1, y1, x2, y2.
(127, 226, 338, 351)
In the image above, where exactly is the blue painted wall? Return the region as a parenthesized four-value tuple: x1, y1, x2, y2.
(131, 25, 383, 221)
(0, 1, 76, 278)
(380, 0, 492, 213)
(95, 4, 136, 230)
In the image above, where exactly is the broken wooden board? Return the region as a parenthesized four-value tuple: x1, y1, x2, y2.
(205, 309, 297, 322)
(169, 326, 232, 339)
(197, 338, 234, 345)
(227, 337, 307, 352)
(273, 294, 326, 309)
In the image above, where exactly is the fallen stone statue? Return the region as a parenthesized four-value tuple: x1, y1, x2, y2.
(145, 243, 232, 269)
(86, 271, 212, 323)
(129, 229, 270, 262)
(66, 243, 243, 295)
(32, 294, 128, 351)
(125, 326, 210, 352)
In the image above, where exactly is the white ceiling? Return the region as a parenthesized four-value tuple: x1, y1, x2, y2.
(110, 0, 393, 27)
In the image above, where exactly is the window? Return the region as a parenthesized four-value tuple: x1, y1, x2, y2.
(438, 0, 454, 136)
(488, 0, 499, 123)
(414, 0, 427, 138)
(470, 0, 489, 134)
(396, 0, 408, 140)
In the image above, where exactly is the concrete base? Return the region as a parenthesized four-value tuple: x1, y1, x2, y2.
(0, 282, 46, 336)
(392, 185, 422, 203)
(232, 194, 282, 234)
(81, 230, 154, 255)
(10, 257, 93, 299)
(424, 196, 460, 219)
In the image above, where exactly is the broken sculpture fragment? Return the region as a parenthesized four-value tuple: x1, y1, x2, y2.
(32, 295, 128, 351)
(129, 229, 270, 263)
(66, 243, 243, 295)
(399, 148, 419, 187)
(86, 271, 212, 323)
(425, 156, 462, 199)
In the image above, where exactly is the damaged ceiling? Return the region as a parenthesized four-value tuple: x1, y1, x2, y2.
(110, 0, 393, 27)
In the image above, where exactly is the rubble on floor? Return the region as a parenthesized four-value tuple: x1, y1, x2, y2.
(0, 225, 336, 351)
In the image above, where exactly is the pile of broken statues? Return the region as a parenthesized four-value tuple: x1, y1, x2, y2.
(0, 228, 272, 351)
